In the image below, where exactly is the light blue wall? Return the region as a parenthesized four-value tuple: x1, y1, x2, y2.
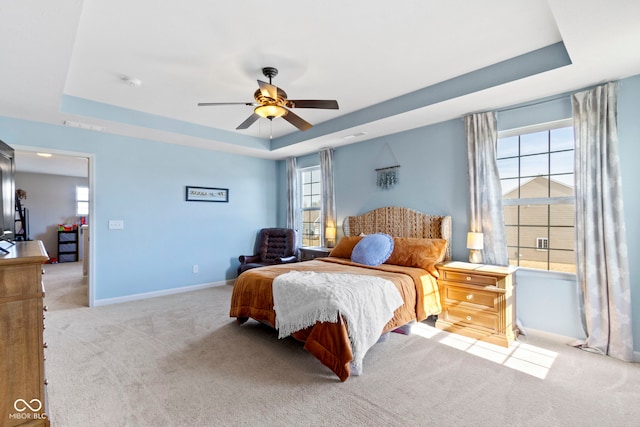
(618, 74, 640, 352)
(334, 120, 469, 261)
(278, 74, 640, 352)
(277, 120, 469, 261)
(0, 117, 277, 302)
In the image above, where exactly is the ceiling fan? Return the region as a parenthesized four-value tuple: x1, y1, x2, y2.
(198, 67, 339, 131)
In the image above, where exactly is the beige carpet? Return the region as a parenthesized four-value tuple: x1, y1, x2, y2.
(43, 262, 640, 426)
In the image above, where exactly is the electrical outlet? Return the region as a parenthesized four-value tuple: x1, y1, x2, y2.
(192, 265, 198, 274)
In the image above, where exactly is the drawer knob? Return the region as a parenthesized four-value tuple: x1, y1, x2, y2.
(466, 276, 472, 281)
(466, 315, 472, 321)
(466, 294, 473, 300)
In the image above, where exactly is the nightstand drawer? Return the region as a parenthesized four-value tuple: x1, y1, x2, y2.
(444, 286, 497, 310)
(441, 270, 497, 287)
(444, 306, 499, 332)
(299, 247, 332, 261)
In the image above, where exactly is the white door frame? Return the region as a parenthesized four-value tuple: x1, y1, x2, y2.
(13, 144, 96, 307)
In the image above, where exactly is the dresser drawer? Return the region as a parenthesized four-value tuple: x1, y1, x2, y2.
(441, 270, 498, 286)
(443, 306, 499, 333)
(444, 285, 498, 311)
(0, 264, 42, 298)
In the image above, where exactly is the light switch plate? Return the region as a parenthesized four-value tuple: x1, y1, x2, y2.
(108, 220, 124, 230)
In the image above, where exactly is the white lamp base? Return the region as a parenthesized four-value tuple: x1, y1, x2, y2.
(469, 249, 483, 264)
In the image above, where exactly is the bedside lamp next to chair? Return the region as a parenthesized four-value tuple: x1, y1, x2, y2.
(325, 226, 336, 248)
(467, 232, 484, 264)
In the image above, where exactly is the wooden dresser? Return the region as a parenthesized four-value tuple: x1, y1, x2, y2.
(435, 261, 517, 347)
(0, 241, 50, 426)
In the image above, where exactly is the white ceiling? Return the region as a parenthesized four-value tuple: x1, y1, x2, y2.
(2, 0, 640, 175)
(13, 150, 88, 178)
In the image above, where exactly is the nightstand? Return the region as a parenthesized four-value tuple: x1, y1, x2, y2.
(299, 246, 332, 261)
(435, 261, 518, 347)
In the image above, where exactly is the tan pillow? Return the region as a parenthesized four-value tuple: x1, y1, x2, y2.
(385, 238, 448, 276)
(328, 236, 364, 259)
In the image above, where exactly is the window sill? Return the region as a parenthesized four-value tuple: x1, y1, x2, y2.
(515, 267, 577, 281)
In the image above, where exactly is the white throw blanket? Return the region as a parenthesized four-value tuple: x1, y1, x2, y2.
(272, 271, 403, 373)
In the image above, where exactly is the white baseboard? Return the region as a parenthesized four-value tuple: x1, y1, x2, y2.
(93, 280, 233, 307)
(523, 327, 579, 343)
(525, 327, 640, 362)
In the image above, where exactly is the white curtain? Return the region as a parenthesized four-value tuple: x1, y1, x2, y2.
(319, 148, 336, 246)
(286, 157, 299, 249)
(465, 112, 508, 266)
(571, 82, 634, 361)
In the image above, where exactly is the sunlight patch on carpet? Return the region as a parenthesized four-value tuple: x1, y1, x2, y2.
(411, 322, 557, 379)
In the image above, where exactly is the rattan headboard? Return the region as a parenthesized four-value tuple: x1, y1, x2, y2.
(342, 206, 452, 261)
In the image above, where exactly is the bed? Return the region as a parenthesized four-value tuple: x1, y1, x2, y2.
(229, 206, 452, 381)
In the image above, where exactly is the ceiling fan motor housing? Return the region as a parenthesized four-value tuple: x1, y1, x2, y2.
(262, 66, 278, 82)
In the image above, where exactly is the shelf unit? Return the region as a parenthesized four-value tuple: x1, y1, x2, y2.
(14, 201, 29, 241)
(58, 229, 78, 263)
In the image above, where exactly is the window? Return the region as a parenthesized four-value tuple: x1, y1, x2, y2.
(536, 237, 549, 250)
(497, 121, 576, 273)
(76, 186, 89, 216)
(298, 167, 322, 247)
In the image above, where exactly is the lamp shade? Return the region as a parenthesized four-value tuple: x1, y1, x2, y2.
(254, 104, 287, 119)
(466, 232, 484, 250)
(325, 226, 336, 240)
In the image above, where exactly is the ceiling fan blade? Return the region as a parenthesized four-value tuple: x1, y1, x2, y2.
(236, 113, 260, 130)
(257, 80, 278, 100)
(198, 102, 255, 106)
(286, 100, 339, 109)
(282, 109, 313, 131)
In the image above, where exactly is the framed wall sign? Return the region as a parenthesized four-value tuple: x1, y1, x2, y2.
(185, 186, 229, 202)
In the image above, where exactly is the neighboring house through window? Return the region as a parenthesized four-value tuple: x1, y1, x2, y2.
(298, 166, 321, 247)
(497, 120, 576, 273)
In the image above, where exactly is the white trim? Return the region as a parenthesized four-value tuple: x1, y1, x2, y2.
(93, 280, 232, 307)
(524, 327, 581, 344)
(12, 144, 97, 307)
(498, 118, 573, 138)
(525, 327, 640, 362)
(517, 266, 576, 281)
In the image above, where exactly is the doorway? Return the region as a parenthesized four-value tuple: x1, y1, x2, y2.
(13, 146, 94, 307)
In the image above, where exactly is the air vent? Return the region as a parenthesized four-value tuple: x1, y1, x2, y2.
(343, 132, 367, 140)
(63, 120, 105, 132)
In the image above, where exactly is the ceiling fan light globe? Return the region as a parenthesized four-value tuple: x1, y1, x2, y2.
(255, 104, 287, 120)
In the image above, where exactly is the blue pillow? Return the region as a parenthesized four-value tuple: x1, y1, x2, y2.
(351, 233, 394, 266)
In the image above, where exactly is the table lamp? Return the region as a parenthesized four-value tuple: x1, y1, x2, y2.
(325, 226, 336, 248)
(467, 232, 484, 263)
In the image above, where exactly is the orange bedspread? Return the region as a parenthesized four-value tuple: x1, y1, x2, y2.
(229, 257, 441, 381)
